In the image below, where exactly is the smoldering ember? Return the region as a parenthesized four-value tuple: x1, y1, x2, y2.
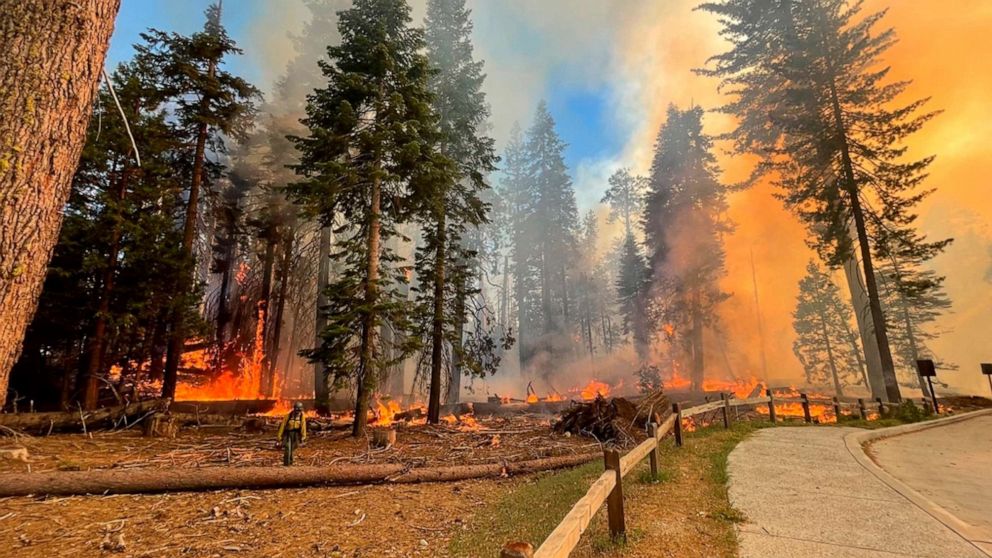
(2, 1, 991, 557)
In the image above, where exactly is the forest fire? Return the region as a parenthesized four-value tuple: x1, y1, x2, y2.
(576, 380, 612, 401)
(755, 387, 837, 422)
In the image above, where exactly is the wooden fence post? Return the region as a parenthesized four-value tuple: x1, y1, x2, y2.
(672, 403, 683, 447)
(720, 393, 731, 429)
(603, 448, 626, 542)
(766, 389, 776, 423)
(876, 397, 886, 416)
(800, 393, 812, 423)
(832, 397, 842, 422)
(648, 422, 660, 480)
(857, 398, 867, 420)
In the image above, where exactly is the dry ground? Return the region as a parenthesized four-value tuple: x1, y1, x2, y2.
(0, 414, 594, 474)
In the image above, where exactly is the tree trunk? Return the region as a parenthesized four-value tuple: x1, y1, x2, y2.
(822, 21, 901, 404)
(267, 228, 294, 396)
(162, 52, 216, 401)
(427, 212, 446, 424)
(82, 166, 130, 409)
(817, 310, 844, 398)
(353, 173, 381, 438)
(0, 0, 121, 407)
(690, 291, 704, 392)
(314, 225, 331, 411)
(215, 244, 234, 348)
(446, 276, 465, 405)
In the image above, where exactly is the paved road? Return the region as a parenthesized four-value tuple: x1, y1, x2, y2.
(872, 415, 992, 554)
(728, 426, 987, 557)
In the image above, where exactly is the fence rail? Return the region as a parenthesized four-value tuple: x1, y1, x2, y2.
(500, 390, 936, 558)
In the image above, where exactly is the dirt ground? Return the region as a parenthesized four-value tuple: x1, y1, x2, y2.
(0, 477, 524, 557)
(0, 413, 595, 474)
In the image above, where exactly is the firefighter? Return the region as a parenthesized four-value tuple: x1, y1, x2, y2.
(276, 401, 307, 466)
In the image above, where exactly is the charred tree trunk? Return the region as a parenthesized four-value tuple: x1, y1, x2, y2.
(353, 173, 381, 438)
(215, 243, 234, 349)
(427, 211, 446, 424)
(267, 228, 294, 396)
(0, 0, 121, 406)
(314, 225, 331, 411)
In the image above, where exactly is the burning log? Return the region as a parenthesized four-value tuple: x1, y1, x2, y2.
(553, 391, 669, 446)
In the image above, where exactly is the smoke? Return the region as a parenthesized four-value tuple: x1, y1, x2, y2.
(242, 0, 992, 396)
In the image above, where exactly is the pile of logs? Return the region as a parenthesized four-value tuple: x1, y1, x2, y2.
(553, 390, 669, 446)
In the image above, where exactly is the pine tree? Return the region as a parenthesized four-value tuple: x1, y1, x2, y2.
(616, 232, 651, 361)
(11, 57, 197, 409)
(417, 0, 498, 417)
(0, 0, 121, 407)
(643, 105, 730, 392)
(525, 101, 580, 371)
(793, 261, 866, 396)
(699, 0, 942, 402)
(291, 0, 449, 437)
(498, 124, 542, 368)
(137, 2, 260, 400)
(874, 226, 953, 396)
(601, 168, 647, 238)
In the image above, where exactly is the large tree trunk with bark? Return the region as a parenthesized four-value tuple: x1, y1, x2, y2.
(0, 0, 121, 408)
(353, 174, 381, 438)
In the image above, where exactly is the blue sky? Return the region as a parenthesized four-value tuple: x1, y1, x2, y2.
(108, 1, 626, 209)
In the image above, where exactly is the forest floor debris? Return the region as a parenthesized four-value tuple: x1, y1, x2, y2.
(0, 413, 591, 474)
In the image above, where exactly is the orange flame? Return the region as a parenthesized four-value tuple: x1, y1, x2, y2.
(577, 380, 611, 401)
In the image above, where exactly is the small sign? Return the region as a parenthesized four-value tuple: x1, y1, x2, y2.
(916, 359, 937, 377)
(982, 363, 992, 376)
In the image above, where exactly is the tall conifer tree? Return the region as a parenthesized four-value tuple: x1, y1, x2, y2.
(291, 0, 450, 437)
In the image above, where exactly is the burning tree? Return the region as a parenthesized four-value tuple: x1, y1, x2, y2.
(643, 105, 731, 392)
(698, 0, 944, 402)
(792, 261, 867, 396)
(290, 0, 453, 437)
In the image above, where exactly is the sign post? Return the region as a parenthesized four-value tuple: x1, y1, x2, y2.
(916, 359, 939, 414)
(981, 363, 992, 397)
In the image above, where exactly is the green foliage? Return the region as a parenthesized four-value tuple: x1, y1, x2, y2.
(617, 232, 651, 360)
(601, 168, 647, 238)
(291, 0, 447, 405)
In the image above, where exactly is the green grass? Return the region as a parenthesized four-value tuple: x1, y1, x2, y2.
(448, 460, 603, 556)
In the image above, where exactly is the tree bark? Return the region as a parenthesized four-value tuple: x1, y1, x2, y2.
(817, 310, 844, 398)
(353, 173, 381, 438)
(0, 0, 121, 407)
(0, 451, 599, 497)
(690, 291, 704, 392)
(428, 212, 446, 423)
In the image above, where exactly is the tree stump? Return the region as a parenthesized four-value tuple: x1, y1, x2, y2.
(372, 428, 396, 449)
(500, 542, 534, 558)
(142, 413, 178, 438)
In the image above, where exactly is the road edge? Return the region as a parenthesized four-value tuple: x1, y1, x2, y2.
(844, 409, 992, 557)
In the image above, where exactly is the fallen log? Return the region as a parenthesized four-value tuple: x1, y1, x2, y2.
(0, 452, 600, 496)
(0, 399, 168, 434)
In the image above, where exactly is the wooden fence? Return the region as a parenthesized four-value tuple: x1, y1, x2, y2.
(500, 390, 935, 558)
